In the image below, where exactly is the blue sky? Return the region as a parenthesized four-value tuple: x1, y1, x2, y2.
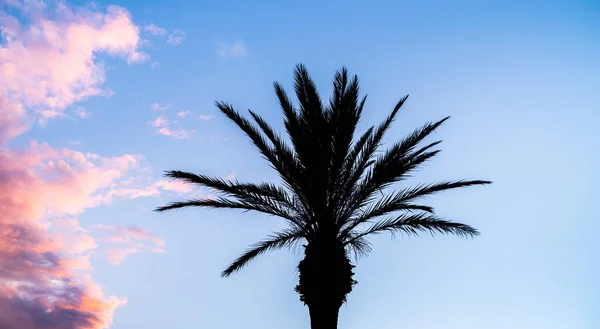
(1, 0, 598, 328)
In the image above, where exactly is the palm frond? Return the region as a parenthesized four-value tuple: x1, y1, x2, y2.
(221, 229, 305, 277)
(333, 95, 409, 223)
(247, 110, 313, 214)
(161, 170, 300, 217)
(345, 213, 479, 245)
(346, 117, 450, 220)
(294, 64, 326, 127)
(216, 102, 303, 188)
(343, 180, 492, 235)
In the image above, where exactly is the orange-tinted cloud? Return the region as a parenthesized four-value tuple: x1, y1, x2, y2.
(0, 1, 160, 328)
(0, 141, 148, 329)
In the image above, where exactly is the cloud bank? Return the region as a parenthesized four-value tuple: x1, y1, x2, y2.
(0, 1, 166, 328)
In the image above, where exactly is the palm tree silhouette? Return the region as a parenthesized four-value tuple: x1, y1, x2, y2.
(156, 64, 491, 329)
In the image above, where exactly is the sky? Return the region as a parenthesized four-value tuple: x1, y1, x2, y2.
(0, 0, 598, 328)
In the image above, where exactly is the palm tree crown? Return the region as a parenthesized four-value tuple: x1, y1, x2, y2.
(156, 64, 490, 328)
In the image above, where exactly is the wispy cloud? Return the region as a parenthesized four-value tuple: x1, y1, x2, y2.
(216, 40, 247, 58)
(75, 107, 92, 119)
(150, 61, 160, 69)
(150, 102, 169, 111)
(157, 127, 195, 139)
(92, 225, 166, 265)
(167, 29, 186, 46)
(148, 115, 169, 127)
(144, 23, 167, 36)
(148, 115, 194, 139)
(177, 111, 191, 118)
(209, 135, 233, 141)
(198, 115, 215, 120)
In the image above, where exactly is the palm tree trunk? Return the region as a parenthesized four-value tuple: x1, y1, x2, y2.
(308, 301, 340, 329)
(296, 238, 356, 329)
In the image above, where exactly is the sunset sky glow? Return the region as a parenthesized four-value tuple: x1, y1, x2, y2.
(0, 1, 598, 328)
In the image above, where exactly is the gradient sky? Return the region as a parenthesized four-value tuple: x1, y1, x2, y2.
(0, 0, 598, 328)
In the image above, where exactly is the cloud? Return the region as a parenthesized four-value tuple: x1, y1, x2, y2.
(0, 141, 153, 329)
(216, 40, 247, 58)
(176, 111, 191, 118)
(0, 2, 160, 328)
(157, 127, 195, 139)
(209, 135, 233, 141)
(76, 107, 92, 119)
(150, 102, 169, 111)
(91, 225, 166, 265)
(144, 23, 167, 36)
(0, 1, 148, 143)
(167, 29, 185, 45)
(155, 179, 194, 194)
(150, 61, 160, 69)
(108, 177, 197, 201)
(148, 115, 169, 127)
(148, 114, 195, 139)
(198, 115, 215, 120)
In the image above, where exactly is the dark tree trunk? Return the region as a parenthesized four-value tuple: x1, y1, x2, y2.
(308, 300, 340, 329)
(296, 238, 356, 329)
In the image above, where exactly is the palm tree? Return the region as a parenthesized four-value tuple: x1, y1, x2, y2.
(156, 64, 491, 329)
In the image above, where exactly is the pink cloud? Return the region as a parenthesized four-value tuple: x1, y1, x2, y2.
(148, 115, 169, 127)
(167, 28, 185, 45)
(157, 127, 195, 139)
(144, 23, 167, 36)
(91, 225, 165, 265)
(176, 111, 191, 118)
(0, 2, 148, 143)
(0, 2, 161, 328)
(155, 179, 194, 193)
(148, 114, 195, 139)
(198, 114, 215, 120)
(0, 141, 155, 329)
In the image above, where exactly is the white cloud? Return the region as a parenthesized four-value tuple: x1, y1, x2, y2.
(150, 102, 168, 111)
(157, 127, 194, 140)
(216, 40, 247, 58)
(176, 111, 191, 118)
(147, 114, 194, 140)
(75, 107, 91, 119)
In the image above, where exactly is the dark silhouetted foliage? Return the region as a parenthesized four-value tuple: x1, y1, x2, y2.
(156, 64, 491, 329)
